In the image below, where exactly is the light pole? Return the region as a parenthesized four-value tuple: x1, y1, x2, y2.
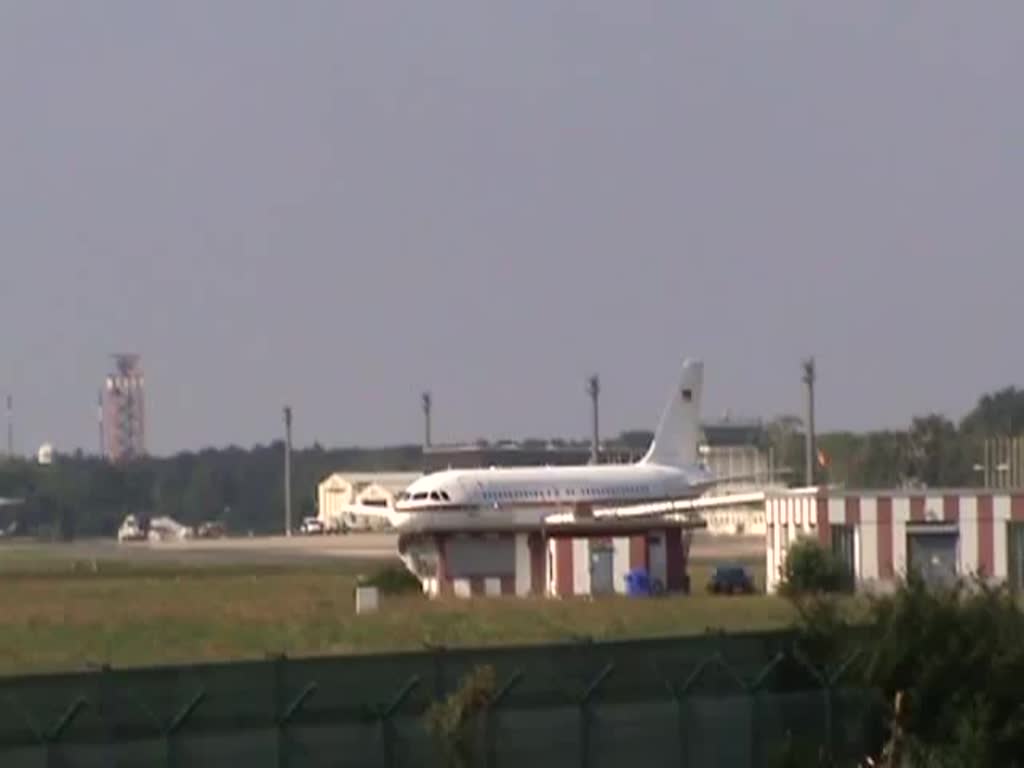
(283, 406, 292, 536)
(802, 358, 816, 486)
(586, 375, 600, 464)
(5, 394, 12, 458)
(422, 391, 432, 448)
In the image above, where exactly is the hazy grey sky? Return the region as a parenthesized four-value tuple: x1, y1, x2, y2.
(2, 3, 1022, 456)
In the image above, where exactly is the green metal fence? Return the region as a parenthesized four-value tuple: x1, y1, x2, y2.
(0, 630, 883, 767)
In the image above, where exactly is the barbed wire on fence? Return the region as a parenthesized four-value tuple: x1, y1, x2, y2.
(0, 634, 882, 768)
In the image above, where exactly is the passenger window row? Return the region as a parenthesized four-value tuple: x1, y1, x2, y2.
(403, 484, 652, 505)
(482, 486, 650, 501)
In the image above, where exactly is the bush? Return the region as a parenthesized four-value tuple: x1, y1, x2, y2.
(859, 574, 1024, 767)
(424, 665, 496, 768)
(778, 537, 850, 597)
(768, 732, 832, 767)
(787, 572, 1024, 767)
(359, 564, 423, 595)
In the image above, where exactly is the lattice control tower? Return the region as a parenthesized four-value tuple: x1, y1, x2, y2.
(102, 354, 146, 462)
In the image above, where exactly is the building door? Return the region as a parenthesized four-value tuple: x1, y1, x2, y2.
(648, 535, 667, 591)
(1008, 523, 1024, 592)
(907, 529, 958, 589)
(589, 541, 614, 595)
(830, 525, 856, 591)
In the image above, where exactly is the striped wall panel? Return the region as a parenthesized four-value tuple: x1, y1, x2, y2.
(766, 492, 1024, 593)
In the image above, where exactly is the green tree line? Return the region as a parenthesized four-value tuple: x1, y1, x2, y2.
(0, 385, 1022, 539)
(766, 385, 1024, 489)
(0, 443, 421, 538)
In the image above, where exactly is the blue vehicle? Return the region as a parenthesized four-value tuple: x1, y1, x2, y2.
(707, 564, 755, 595)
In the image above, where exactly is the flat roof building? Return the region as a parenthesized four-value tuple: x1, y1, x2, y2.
(766, 489, 1024, 594)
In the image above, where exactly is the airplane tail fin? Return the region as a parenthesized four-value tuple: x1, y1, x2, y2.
(640, 359, 703, 469)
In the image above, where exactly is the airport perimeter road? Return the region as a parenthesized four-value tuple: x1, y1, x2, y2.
(148, 533, 400, 562)
(0, 531, 762, 567)
(0, 533, 401, 566)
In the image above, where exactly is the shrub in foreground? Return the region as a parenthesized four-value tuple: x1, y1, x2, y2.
(424, 665, 496, 768)
(861, 575, 1024, 766)
(788, 573, 1024, 767)
(360, 564, 423, 595)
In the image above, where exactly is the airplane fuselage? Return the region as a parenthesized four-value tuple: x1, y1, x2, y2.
(390, 461, 715, 532)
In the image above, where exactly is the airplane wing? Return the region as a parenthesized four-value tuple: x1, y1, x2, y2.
(545, 491, 769, 526)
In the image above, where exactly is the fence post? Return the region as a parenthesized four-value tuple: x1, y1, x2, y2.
(792, 650, 831, 763)
(273, 655, 319, 768)
(164, 689, 205, 768)
(377, 676, 421, 768)
(749, 653, 786, 768)
(45, 697, 88, 768)
(578, 663, 614, 768)
(94, 664, 113, 764)
(664, 681, 687, 768)
(427, 644, 447, 700)
(675, 653, 750, 768)
(109, 666, 164, 765)
(4, 693, 45, 767)
(485, 670, 523, 768)
(825, 649, 863, 763)
(271, 654, 286, 768)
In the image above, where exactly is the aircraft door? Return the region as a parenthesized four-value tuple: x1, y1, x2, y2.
(457, 477, 485, 514)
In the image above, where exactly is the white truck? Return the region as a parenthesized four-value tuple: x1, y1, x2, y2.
(117, 515, 146, 542)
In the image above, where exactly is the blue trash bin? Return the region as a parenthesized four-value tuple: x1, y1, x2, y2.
(625, 568, 651, 597)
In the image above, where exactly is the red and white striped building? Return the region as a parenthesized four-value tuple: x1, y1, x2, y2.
(409, 523, 695, 598)
(765, 490, 1024, 593)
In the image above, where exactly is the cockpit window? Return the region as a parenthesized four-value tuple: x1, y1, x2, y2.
(440, 491, 451, 501)
(412, 492, 428, 500)
(429, 492, 440, 501)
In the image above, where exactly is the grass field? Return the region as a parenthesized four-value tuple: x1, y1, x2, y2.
(0, 548, 796, 676)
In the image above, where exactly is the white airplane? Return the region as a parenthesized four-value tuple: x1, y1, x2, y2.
(351, 359, 759, 533)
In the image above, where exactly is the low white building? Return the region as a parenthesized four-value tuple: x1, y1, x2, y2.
(316, 471, 421, 530)
(399, 519, 702, 598)
(764, 489, 1024, 594)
